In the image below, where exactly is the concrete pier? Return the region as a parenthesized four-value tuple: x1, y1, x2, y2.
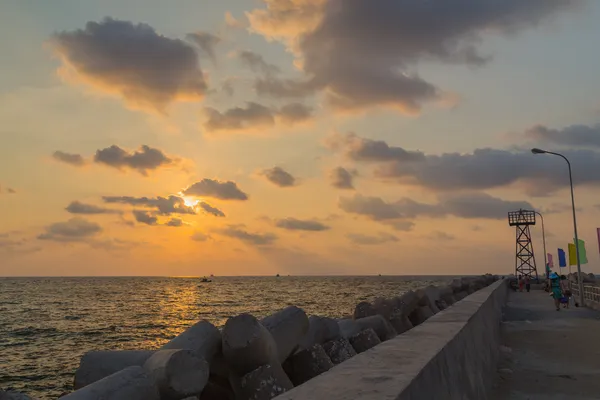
(491, 289, 600, 399)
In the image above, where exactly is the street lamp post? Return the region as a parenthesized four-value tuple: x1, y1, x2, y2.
(534, 211, 547, 278)
(531, 148, 584, 306)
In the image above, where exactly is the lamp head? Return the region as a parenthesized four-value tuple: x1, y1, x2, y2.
(531, 148, 546, 154)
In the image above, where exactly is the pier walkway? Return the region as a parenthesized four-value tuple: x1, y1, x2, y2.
(491, 289, 600, 400)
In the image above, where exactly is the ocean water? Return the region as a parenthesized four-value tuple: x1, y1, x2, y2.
(0, 276, 453, 399)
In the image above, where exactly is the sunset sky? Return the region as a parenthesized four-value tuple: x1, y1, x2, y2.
(2, 0, 600, 276)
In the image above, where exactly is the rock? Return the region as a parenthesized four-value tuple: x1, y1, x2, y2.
(388, 311, 413, 334)
(261, 306, 309, 363)
(322, 338, 357, 364)
(499, 345, 512, 355)
(160, 320, 221, 363)
(283, 344, 334, 386)
(349, 328, 381, 353)
(61, 366, 160, 400)
(297, 316, 340, 351)
(353, 301, 376, 319)
(415, 288, 440, 314)
(337, 318, 361, 339)
(74, 350, 155, 389)
(222, 313, 278, 376)
(408, 306, 434, 327)
(143, 349, 209, 400)
(237, 364, 293, 400)
(354, 315, 397, 341)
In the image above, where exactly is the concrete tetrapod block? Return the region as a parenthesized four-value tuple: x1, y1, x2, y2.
(74, 350, 155, 389)
(354, 314, 397, 341)
(322, 338, 357, 365)
(408, 305, 435, 327)
(143, 349, 209, 400)
(198, 381, 235, 400)
(337, 318, 361, 339)
(415, 288, 440, 314)
(297, 316, 340, 351)
(372, 297, 397, 319)
(261, 306, 309, 363)
(423, 285, 444, 311)
(61, 366, 160, 400)
(396, 290, 419, 315)
(222, 313, 279, 376)
(0, 390, 37, 400)
(283, 344, 334, 386)
(353, 301, 377, 319)
(237, 364, 293, 400)
(161, 320, 222, 363)
(455, 291, 469, 302)
(388, 311, 413, 334)
(348, 328, 381, 354)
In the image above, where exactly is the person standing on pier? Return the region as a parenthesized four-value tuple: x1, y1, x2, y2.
(549, 272, 563, 311)
(524, 275, 531, 292)
(518, 275, 524, 292)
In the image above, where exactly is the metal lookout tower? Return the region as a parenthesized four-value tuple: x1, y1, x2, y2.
(508, 209, 539, 279)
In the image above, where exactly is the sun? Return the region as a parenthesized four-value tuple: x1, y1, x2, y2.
(183, 197, 200, 207)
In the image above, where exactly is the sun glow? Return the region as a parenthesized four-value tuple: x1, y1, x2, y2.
(183, 197, 200, 208)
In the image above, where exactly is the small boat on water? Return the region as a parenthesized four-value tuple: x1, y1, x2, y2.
(199, 277, 212, 283)
(276, 274, 280, 277)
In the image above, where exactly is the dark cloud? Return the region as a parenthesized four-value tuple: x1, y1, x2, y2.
(166, 218, 185, 227)
(325, 132, 425, 162)
(203, 102, 312, 133)
(66, 201, 121, 215)
(254, 76, 317, 98)
(248, 0, 576, 113)
(50, 18, 207, 112)
(191, 232, 212, 242)
(199, 202, 225, 217)
(94, 145, 174, 175)
(38, 217, 102, 241)
(102, 195, 196, 215)
(525, 124, 600, 148)
(132, 210, 158, 225)
(53, 151, 86, 166)
(330, 167, 357, 190)
(215, 224, 277, 246)
(186, 31, 221, 62)
(183, 179, 249, 200)
(204, 102, 275, 132)
(261, 167, 296, 187)
(221, 78, 235, 96)
(347, 232, 398, 245)
(278, 103, 313, 123)
(275, 218, 330, 231)
(339, 192, 533, 228)
(429, 231, 456, 241)
(329, 132, 600, 196)
(237, 50, 280, 75)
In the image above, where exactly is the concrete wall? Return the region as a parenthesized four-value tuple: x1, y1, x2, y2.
(277, 279, 508, 400)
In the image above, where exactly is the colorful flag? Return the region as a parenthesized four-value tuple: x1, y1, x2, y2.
(547, 253, 554, 268)
(568, 243, 578, 266)
(558, 248, 566, 267)
(574, 238, 588, 264)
